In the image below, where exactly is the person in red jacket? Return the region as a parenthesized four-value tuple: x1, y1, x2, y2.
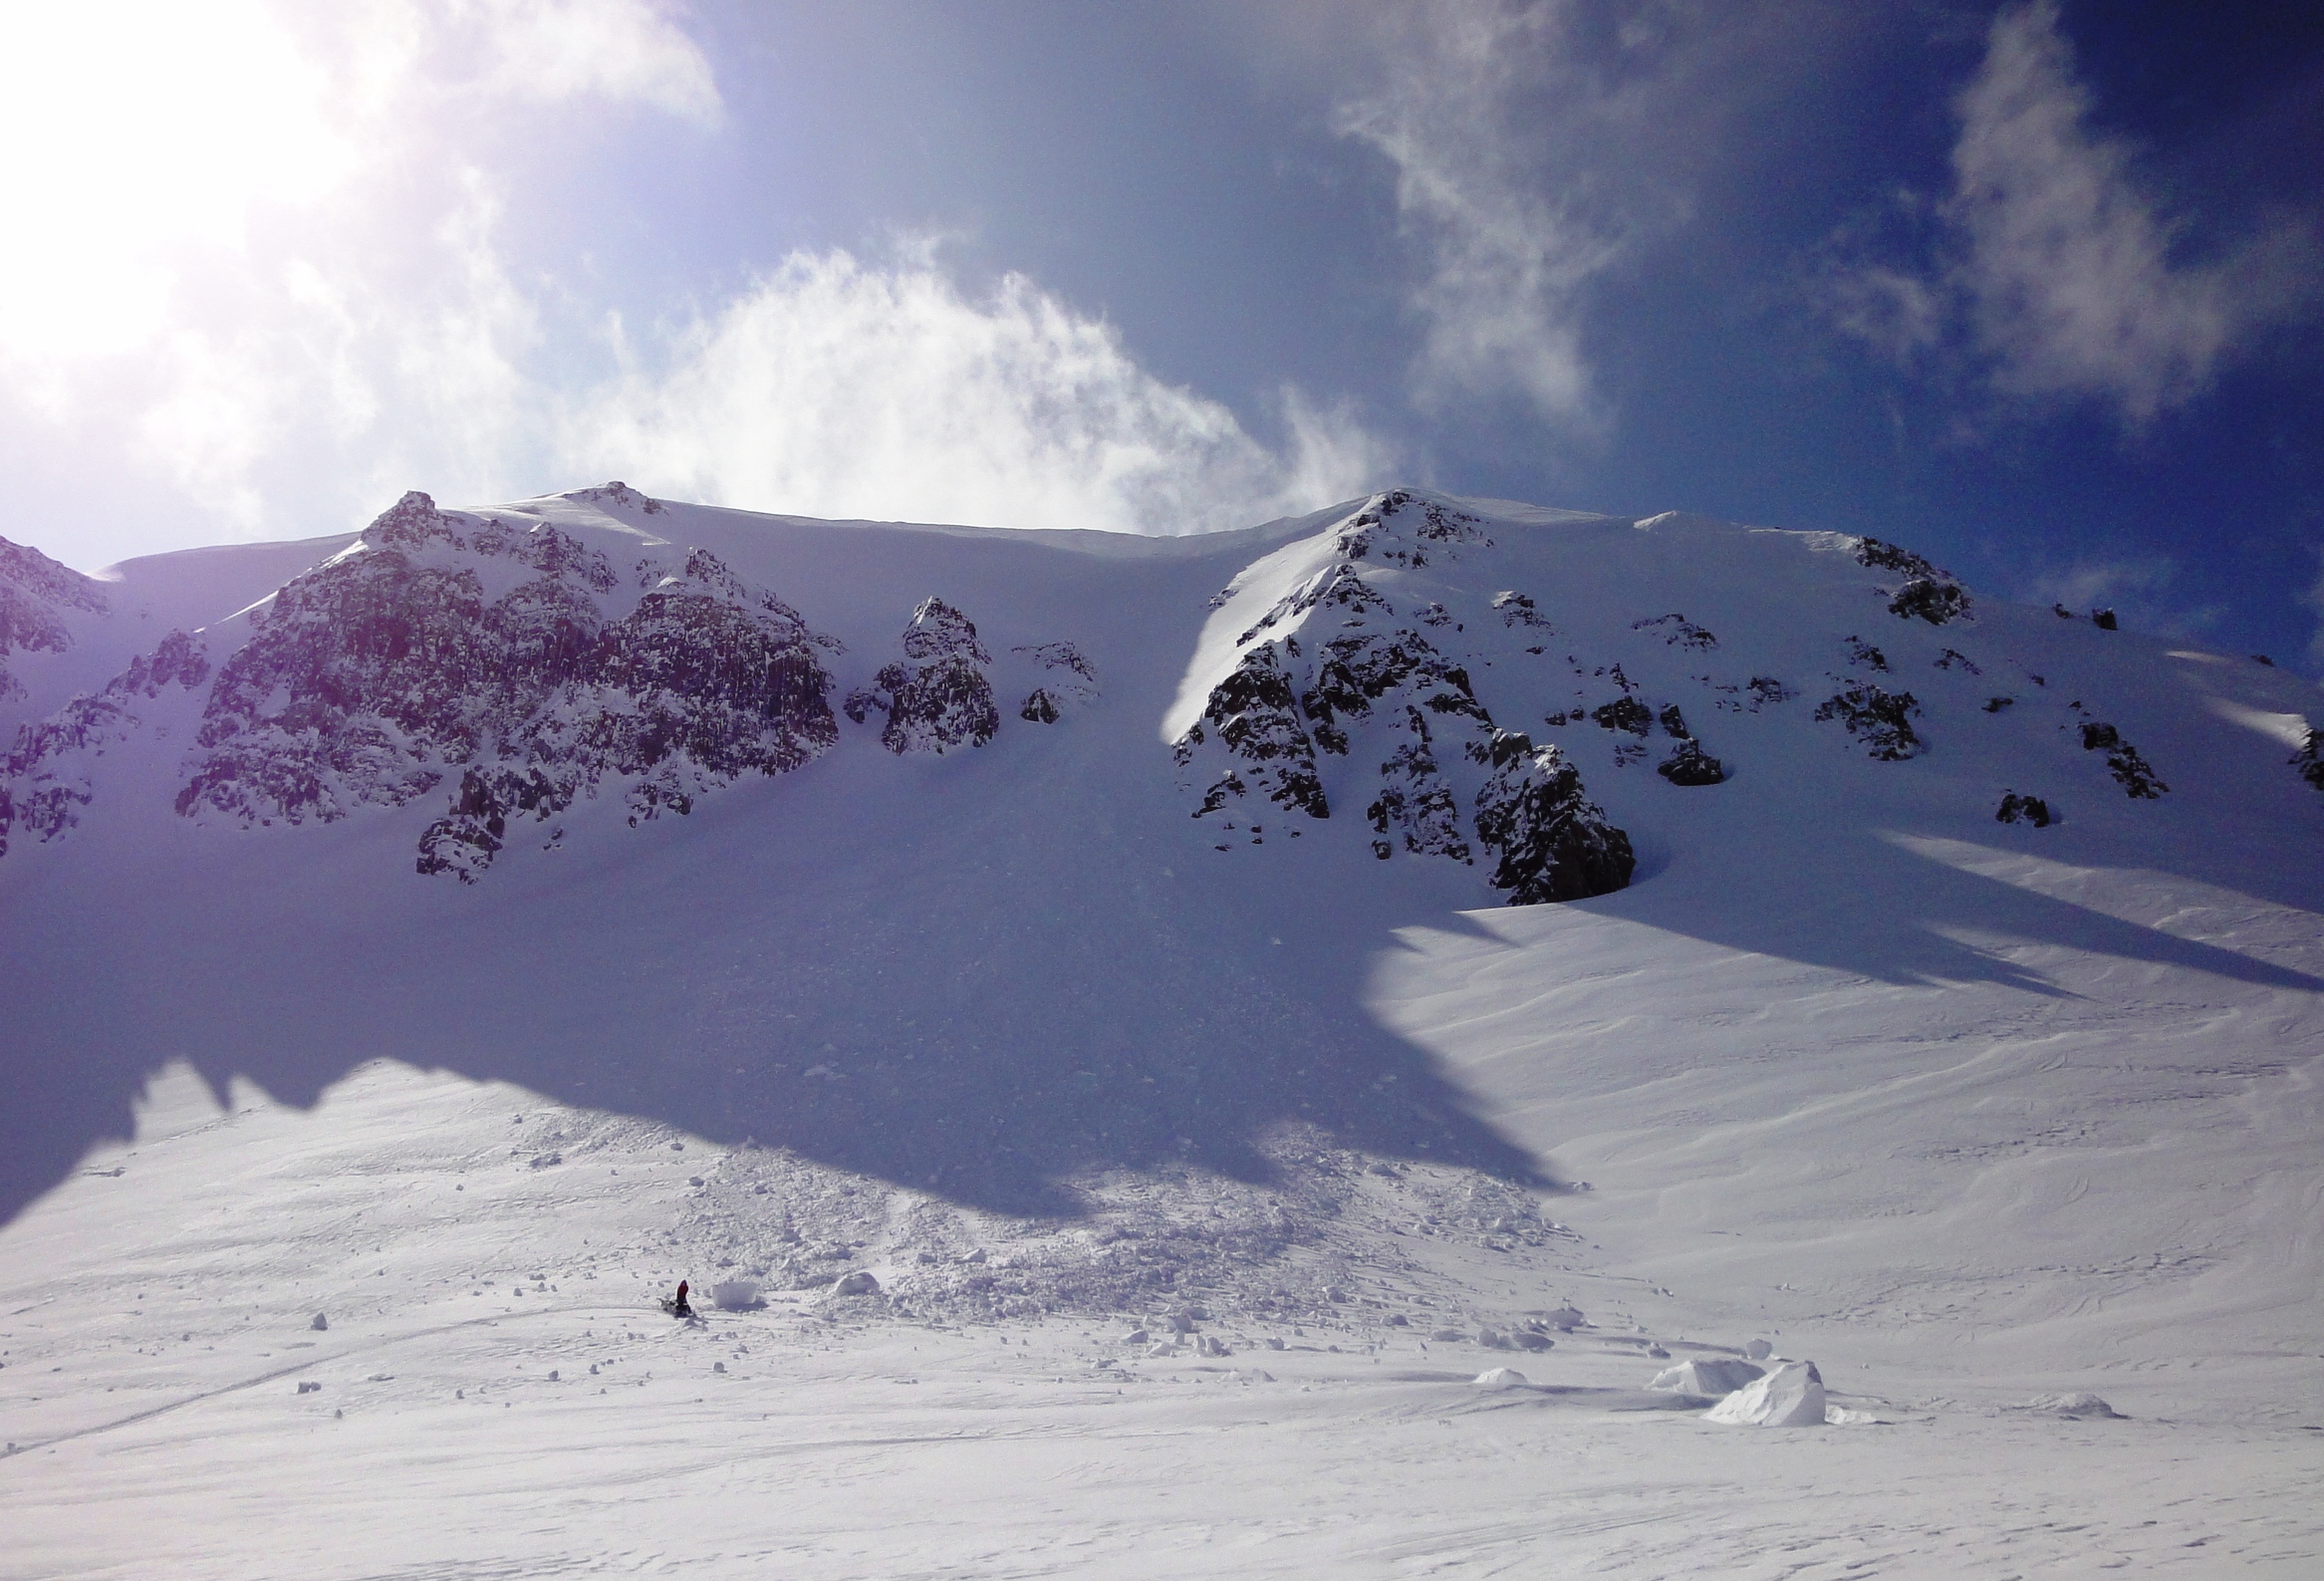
(668, 1279, 693, 1317)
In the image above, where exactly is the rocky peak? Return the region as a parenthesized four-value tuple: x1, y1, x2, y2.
(0, 533, 111, 701)
(901, 597, 992, 664)
(1173, 496, 1633, 904)
(847, 597, 1001, 755)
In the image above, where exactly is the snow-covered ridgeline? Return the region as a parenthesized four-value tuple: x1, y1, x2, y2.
(6, 482, 2321, 887)
(0, 487, 1099, 877)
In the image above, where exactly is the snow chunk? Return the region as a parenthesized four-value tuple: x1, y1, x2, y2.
(1648, 1358, 1765, 1396)
(1471, 1367, 1528, 1389)
(2010, 1392, 2124, 1420)
(1704, 1360, 1826, 1426)
(710, 1279, 762, 1311)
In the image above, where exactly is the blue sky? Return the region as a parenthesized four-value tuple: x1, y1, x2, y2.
(4, 1, 2320, 665)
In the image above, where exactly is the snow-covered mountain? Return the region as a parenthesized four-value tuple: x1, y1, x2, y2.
(3, 485, 2320, 1576)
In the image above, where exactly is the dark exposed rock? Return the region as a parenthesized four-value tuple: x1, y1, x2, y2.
(2293, 729, 2324, 791)
(1590, 696, 1653, 736)
(2091, 609, 2118, 631)
(1631, 613, 1716, 651)
(857, 598, 999, 755)
(1889, 577, 1971, 626)
(1240, 563, 1390, 644)
(1471, 729, 1635, 904)
(1010, 642, 1098, 726)
(1, 533, 112, 701)
(1746, 676, 1795, 708)
(1657, 740, 1727, 786)
(1493, 591, 1552, 631)
(0, 534, 108, 617)
(1332, 490, 1491, 569)
(143, 492, 840, 874)
(1845, 636, 1889, 671)
(1983, 695, 2015, 712)
(1176, 642, 1328, 820)
(0, 630, 213, 856)
(2078, 721, 2166, 798)
(1854, 537, 1937, 579)
(1301, 629, 1487, 752)
(1814, 684, 1924, 760)
(1935, 648, 1980, 674)
(2054, 604, 2075, 619)
(1658, 704, 1691, 739)
(563, 480, 665, 516)
(1854, 537, 1968, 625)
(586, 588, 838, 779)
(1367, 709, 1469, 862)
(1995, 791, 2058, 827)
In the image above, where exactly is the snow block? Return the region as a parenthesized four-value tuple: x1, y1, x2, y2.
(2010, 1392, 2124, 1420)
(710, 1279, 762, 1311)
(1648, 1358, 1765, 1396)
(1704, 1360, 1825, 1426)
(1472, 1367, 1528, 1389)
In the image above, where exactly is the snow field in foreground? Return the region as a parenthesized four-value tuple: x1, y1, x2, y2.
(3, 1057, 2321, 1579)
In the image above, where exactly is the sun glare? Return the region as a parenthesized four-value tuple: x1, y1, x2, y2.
(0, 0, 353, 362)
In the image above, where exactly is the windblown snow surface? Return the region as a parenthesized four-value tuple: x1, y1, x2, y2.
(2, 486, 2321, 1577)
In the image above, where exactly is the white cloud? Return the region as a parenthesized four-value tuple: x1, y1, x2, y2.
(1827, 0, 2318, 426)
(0, 0, 716, 380)
(452, 0, 722, 125)
(561, 248, 1390, 534)
(5, 0, 1389, 551)
(134, 174, 546, 534)
(1332, 1, 1628, 427)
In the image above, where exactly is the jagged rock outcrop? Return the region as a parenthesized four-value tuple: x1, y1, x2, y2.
(1856, 536, 1970, 626)
(1658, 740, 1727, 786)
(1815, 684, 1924, 760)
(0, 629, 210, 856)
(1173, 492, 1632, 906)
(2294, 729, 2324, 792)
(1632, 613, 1716, 651)
(1996, 791, 2058, 827)
(1470, 729, 1635, 903)
(1176, 642, 1328, 819)
(0, 533, 110, 701)
(1238, 562, 1391, 646)
(1013, 641, 1098, 724)
(1333, 489, 1491, 568)
(563, 480, 665, 515)
(1369, 712, 1470, 861)
(846, 598, 1000, 755)
(1591, 696, 1653, 736)
(1888, 577, 1970, 625)
(2078, 721, 2166, 798)
(147, 491, 842, 879)
(1494, 591, 1551, 631)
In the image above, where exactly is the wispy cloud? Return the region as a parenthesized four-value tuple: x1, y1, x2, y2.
(562, 248, 1390, 534)
(1824, 0, 2319, 426)
(7, 1, 1380, 554)
(1330, 1, 1667, 430)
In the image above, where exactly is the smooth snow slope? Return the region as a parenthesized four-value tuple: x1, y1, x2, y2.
(2, 485, 2320, 1577)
